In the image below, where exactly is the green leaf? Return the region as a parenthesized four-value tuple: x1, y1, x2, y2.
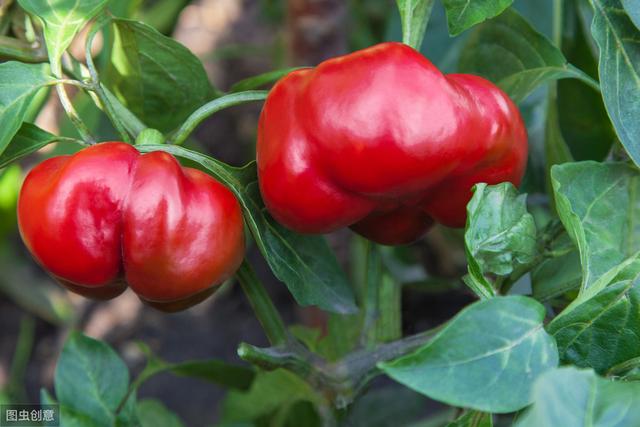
(137, 399, 185, 427)
(0, 123, 83, 169)
(220, 370, 322, 423)
(516, 367, 640, 427)
(442, 0, 513, 36)
(230, 67, 303, 93)
(622, 0, 640, 30)
(396, 0, 435, 49)
(459, 8, 599, 103)
(548, 263, 640, 373)
(589, 0, 640, 167)
(105, 19, 214, 132)
(465, 183, 537, 277)
(135, 144, 356, 314)
(54, 332, 129, 427)
(17, 0, 108, 69)
(551, 161, 640, 301)
(0, 62, 53, 156)
(245, 182, 357, 314)
(380, 296, 558, 413)
(447, 411, 492, 427)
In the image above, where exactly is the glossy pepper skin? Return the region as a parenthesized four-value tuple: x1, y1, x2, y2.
(257, 42, 528, 245)
(18, 142, 245, 311)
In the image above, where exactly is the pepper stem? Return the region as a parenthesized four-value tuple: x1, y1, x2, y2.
(236, 259, 288, 345)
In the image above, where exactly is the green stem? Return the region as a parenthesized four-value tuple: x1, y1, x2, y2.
(85, 16, 133, 143)
(376, 272, 402, 342)
(360, 241, 382, 348)
(552, 0, 563, 48)
(50, 55, 95, 144)
(55, 83, 95, 144)
(7, 316, 35, 402)
(236, 259, 287, 346)
(238, 324, 442, 408)
(607, 356, 640, 377)
(169, 91, 268, 145)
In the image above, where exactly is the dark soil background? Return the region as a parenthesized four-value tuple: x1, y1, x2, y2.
(0, 1, 477, 425)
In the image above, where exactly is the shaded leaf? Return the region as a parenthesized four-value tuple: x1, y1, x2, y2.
(459, 8, 598, 102)
(0, 123, 83, 169)
(345, 386, 432, 427)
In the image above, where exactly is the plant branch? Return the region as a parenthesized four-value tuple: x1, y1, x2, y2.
(169, 91, 268, 145)
(54, 84, 95, 143)
(360, 241, 382, 348)
(238, 324, 442, 408)
(0, 35, 47, 62)
(236, 259, 288, 346)
(85, 16, 134, 143)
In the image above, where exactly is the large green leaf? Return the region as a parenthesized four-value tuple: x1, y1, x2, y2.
(589, 0, 640, 167)
(105, 19, 214, 132)
(551, 161, 640, 300)
(18, 0, 108, 69)
(516, 367, 640, 427)
(548, 266, 640, 374)
(0, 62, 53, 156)
(136, 144, 357, 314)
(380, 296, 558, 413)
(459, 8, 598, 103)
(0, 123, 83, 169)
(442, 0, 512, 36)
(396, 0, 435, 49)
(54, 332, 129, 427)
(465, 182, 537, 279)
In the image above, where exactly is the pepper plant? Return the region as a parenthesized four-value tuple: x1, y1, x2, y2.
(0, 0, 639, 426)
